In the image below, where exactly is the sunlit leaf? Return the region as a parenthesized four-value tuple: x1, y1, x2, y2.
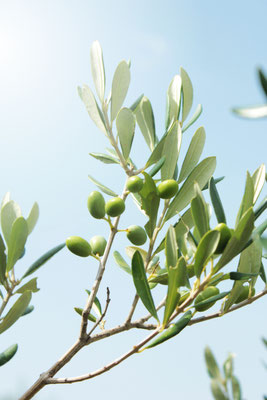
(22, 243, 65, 279)
(204, 347, 222, 381)
(1, 201, 22, 245)
(223, 353, 234, 379)
(135, 97, 156, 151)
(182, 104, 203, 133)
(6, 217, 28, 272)
(178, 127, 206, 183)
(232, 104, 267, 118)
(231, 375, 242, 400)
(89, 152, 119, 164)
(252, 163, 266, 204)
(161, 121, 182, 181)
(78, 85, 107, 134)
(235, 171, 254, 227)
(111, 60, 131, 121)
(15, 278, 39, 294)
(163, 263, 181, 327)
(116, 107, 136, 160)
(0, 291, 31, 334)
(126, 246, 147, 262)
(194, 230, 220, 278)
(130, 94, 144, 112)
(90, 40, 105, 103)
(191, 182, 210, 238)
(0, 235, 6, 285)
(131, 251, 158, 322)
(26, 202, 39, 235)
(113, 251, 132, 275)
(145, 132, 168, 168)
(165, 157, 216, 222)
(180, 67, 193, 123)
(88, 174, 118, 197)
(165, 75, 182, 130)
(165, 225, 178, 270)
(210, 379, 228, 400)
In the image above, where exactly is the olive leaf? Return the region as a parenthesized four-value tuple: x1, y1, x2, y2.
(191, 182, 210, 238)
(74, 307, 97, 323)
(21, 305, 34, 316)
(116, 107, 136, 160)
(252, 163, 266, 204)
(148, 156, 166, 177)
(0, 235, 6, 285)
(85, 289, 102, 317)
(162, 262, 182, 327)
(231, 375, 242, 400)
(78, 85, 107, 134)
(165, 157, 216, 222)
(90, 40, 105, 103)
(26, 202, 39, 235)
(0, 344, 18, 367)
(131, 251, 159, 322)
(145, 131, 168, 168)
(178, 126, 206, 183)
(139, 173, 160, 238)
(258, 68, 267, 97)
(0, 291, 32, 334)
(165, 225, 178, 271)
(15, 278, 39, 294)
(1, 200, 22, 245)
(22, 243, 65, 279)
(204, 346, 223, 381)
(89, 153, 119, 164)
(161, 121, 182, 181)
(235, 171, 254, 227)
(194, 230, 220, 278)
(6, 217, 28, 272)
(134, 96, 156, 151)
(182, 104, 203, 133)
(129, 94, 144, 112)
(111, 60, 131, 121)
(210, 379, 228, 400)
(88, 174, 118, 197)
(209, 177, 226, 224)
(180, 67, 193, 123)
(113, 251, 132, 275)
(165, 74, 182, 130)
(193, 291, 230, 310)
(232, 104, 267, 119)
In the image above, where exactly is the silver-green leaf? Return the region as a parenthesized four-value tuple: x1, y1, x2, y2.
(111, 60, 131, 121)
(90, 40, 105, 103)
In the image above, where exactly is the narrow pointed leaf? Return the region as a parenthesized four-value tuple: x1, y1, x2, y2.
(194, 230, 220, 278)
(223, 353, 234, 379)
(194, 291, 230, 310)
(85, 290, 102, 316)
(130, 94, 144, 112)
(126, 246, 147, 261)
(135, 97, 156, 150)
(252, 164, 266, 204)
(180, 67, 193, 123)
(204, 347, 222, 380)
(209, 177, 226, 224)
(89, 152, 119, 164)
(15, 278, 39, 294)
(232, 104, 267, 118)
(131, 251, 158, 321)
(0, 344, 18, 366)
(116, 107, 135, 160)
(22, 243, 65, 279)
(149, 272, 168, 285)
(176, 256, 190, 288)
(215, 207, 255, 272)
(0, 291, 31, 334)
(148, 156, 166, 177)
(1, 201, 22, 245)
(111, 60, 131, 121)
(1, 192, 11, 210)
(26, 202, 39, 235)
(165, 157, 216, 222)
(78, 85, 107, 134)
(258, 68, 267, 97)
(113, 251, 132, 275)
(90, 40, 105, 102)
(139, 173, 160, 237)
(6, 217, 28, 272)
(165, 75, 182, 130)
(231, 375, 242, 400)
(210, 380, 228, 400)
(203, 176, 224, 190)
(88, 174, 118, 197)
(229, 272, 258, 280)
(260, 262, 266, 283)
(161, 121, 182, 180)
(145, 132, 168, 168)
(0, 235, 6, 285)
(182, 104, 203, 133)
(178, 127, 206, 183)
(74, 307, 96, 323)
(145, 311, 192, 349)
(163, 264, 182, 327)
(191, 182, 210, 238)
(21, 305, 34, 316)
(165, 225, 178, 270)
(235, 171, 254, 227)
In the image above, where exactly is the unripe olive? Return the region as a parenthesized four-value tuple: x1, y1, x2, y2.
(126, 176, 144, 193)
(214, 223, 232, 254)
(234, 286, 255, 304)
(105, 197, 125, 217)
(126, 225, 147, 245)
(66, 236, 91, 257)
(194, 286, 219, 312)
(89, 235, 107, 256)
(87, 191, 105, 219)
(157, 179, 178, 199)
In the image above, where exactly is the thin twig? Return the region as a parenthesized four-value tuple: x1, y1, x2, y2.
(86, 287, 111, 338)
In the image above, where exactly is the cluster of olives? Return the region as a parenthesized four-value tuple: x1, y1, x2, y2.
(66, 235, 107, 258)
(87, 191, 125, 219)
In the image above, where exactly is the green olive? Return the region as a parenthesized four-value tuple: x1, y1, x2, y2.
(89, 235, 107, 256)
(194, 286, 219, 312)
(66, 236, 91, 257)
(87, 191, 105, 219)
(214, 223, 232, 254)
(105, 197, 125, 217)
(126, 176, 144, 193)
(234, 286, 255, 304)
(157, 179, 178, 199)
(126, 225, 147, 245)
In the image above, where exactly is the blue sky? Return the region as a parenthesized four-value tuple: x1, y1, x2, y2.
(0, 1, 266, 399)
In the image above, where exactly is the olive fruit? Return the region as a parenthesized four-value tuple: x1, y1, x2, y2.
(66, 236, 91, 257)
(126, 225, 147, 245)
(157, 179, 178, 199)
(87, 191, 105, 219)
(194, 286, 219, 312)
(89, 235, 107, 256)
(214, 223, 232, 254)
(105, 197, 125, 217)
(234, 286, 255, 304)
(126, 176, 144, 193)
